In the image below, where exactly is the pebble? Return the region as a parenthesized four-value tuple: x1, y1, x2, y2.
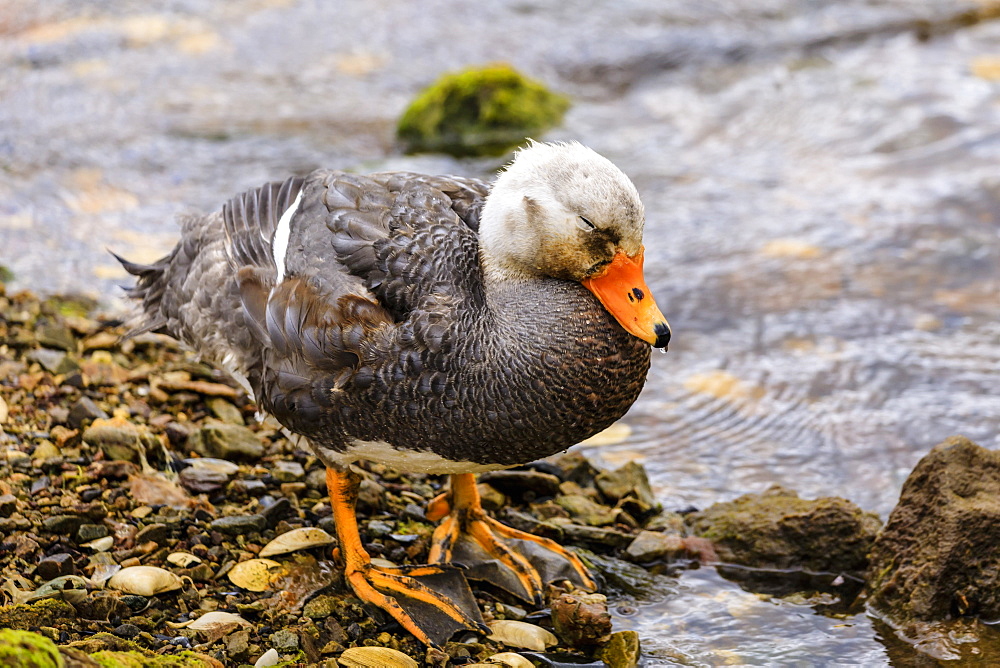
(67, 397, 108, 428)
(272, 460, 304, 482)
(180, 467, 230, 494)
(135, 523, 169, 546)
(0, 494, 17, 517)
(210, 514, 267, 535)
(27, 348, 77, 375)
(560, 523, 633, 549)
(113, 623, 142, 639)
(260, 497, 292, 527)
(207, 397, 245, 425)
(36, 553, 76, 580)
(76, 524, 108, 543)
(188, 421, 265, 461)
(269, 628, 299, 651)
(479, 470, 561, 500)
(42, 514, 86, 535)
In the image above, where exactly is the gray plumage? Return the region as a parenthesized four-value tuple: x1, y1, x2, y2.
(121, 145, 652, 472)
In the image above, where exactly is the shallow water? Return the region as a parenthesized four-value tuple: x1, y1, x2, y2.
(2, 0, 1000, 663)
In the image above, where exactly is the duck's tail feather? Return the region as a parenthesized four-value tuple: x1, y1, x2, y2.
(111, 247, 177, 340)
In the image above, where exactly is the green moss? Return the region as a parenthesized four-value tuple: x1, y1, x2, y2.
(90, 650, 220, 667)
(0, 599, 76, 631)
(0, 629, 64, 668)
(397, 63, 570, 157)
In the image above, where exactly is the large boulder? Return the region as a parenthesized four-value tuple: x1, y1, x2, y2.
(865, 436, 1000, 625)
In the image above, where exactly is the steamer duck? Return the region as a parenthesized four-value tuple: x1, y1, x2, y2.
(119, 141, 670, 646)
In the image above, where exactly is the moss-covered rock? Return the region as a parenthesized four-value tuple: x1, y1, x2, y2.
(687, 485, 881, 575)
(0, 629, 64, 668)
(88, 651, 223, 668)
(0, 599, 76, 631)
(397, 64, 569, 157)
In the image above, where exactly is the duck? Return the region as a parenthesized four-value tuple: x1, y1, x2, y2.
(117, 141, 670, 647)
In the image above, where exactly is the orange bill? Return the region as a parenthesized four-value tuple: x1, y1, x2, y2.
(581, 247, 671, 348)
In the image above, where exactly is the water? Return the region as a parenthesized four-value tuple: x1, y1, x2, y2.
(2, 0, 1000, 663)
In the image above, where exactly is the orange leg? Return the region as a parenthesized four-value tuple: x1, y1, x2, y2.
(428, 473, 596, 604)
(326, 468, 485, 647)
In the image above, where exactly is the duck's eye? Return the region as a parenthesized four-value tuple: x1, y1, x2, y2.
(578, 216, 596, 231)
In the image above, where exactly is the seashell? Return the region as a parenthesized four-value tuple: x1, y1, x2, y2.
(81, 535, 115, 552)
(167, 552, 202, 568)
(227, 558, 286, 592)
(484, 653, 534, 668)
(487, 620, 558, 652)
(107, 565, 182, 596)
(90, 563, 122, 585)
(254, 648, 281, 668)
(27, 575, 89, 604)
(183, 457, 240, 475)
(337, 646, 418, 668)
(258, 527, 335, 558)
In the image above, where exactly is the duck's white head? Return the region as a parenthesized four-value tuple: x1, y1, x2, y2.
(480, 141, 670, 348)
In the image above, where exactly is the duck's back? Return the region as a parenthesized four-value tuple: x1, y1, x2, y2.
(122, 169, 649, 472)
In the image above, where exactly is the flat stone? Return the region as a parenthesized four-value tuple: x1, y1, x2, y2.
(555, 494, 619, 527)
(624, 530, 685, 563)
(42, 514, 86, 535)
(210, 514, 266, 535)
(35, 323, 77, 351)
(478, 470, 561, 500)
(179, 468, 229, 494)
(135, 523, 169, 545)
(82, 417, 159, 464)
(271, 460, 304, 482)
(187, 421, 264, 461)
(67, 397, 108, 429)
(76, 524, 108, 543)
(269, 628, 299, 651)
(206, 397, 244, 425)
(560, 523, 632, 549)
(35, 553, 76, 580)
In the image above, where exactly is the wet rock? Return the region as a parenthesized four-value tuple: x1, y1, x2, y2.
(550, 592, 612, 647)
(67, 397, 108, 428)
(397, 64, 569, 157)
(479, 470, 561, 501)
(187, 421, 265, 461)
(210, 514, 266, 535)
(687, 485, 881, 575)
(865, 436, 1000, 626)
(554, 494, 618, 527)
(644, 511, 686, 533)
(595, 630, 641, 668)
(624, 530, 685, 563)
(36, 553, 77, 580)
(595, 461, 658, 517)
(559, 523, 632, 550)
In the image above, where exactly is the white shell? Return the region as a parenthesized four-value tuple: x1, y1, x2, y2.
(107, 565, 182, 596)
(167, 552, 203, 567)
(337, 647, 418, 668)
(258, 527, 335, 558)
(82, 536, 114, 552)
(190, 611, 253, 632)
(485, 653, 535, 668)
(254, 648, 282, 668)
(487, 620, 558, 652)
(90, 563, 121, 585)
(227, 558, 286, 592)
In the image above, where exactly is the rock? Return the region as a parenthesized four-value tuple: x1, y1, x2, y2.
(35, 322, 77, 351)
(644, 511, 686, 533)
(27, 348, 78, 375)
(555, 494, 619, 527)
(210, 514, 266, 535)
(42, 514, 86, 535)
(134, 523, 169, 546)
(303, 594, 339, 619)
(624, 530, 685, 563)
(260, 497, 293, 527)
(0, 628, 63, 668)
(187, 421, 265, 461)
(595, 461, 658, 517)
(479, 470, 561, 501)
(477, 483, 507, 511)
(560, 523, 632, 549)
(180, 467, 230, 494)
(82, 416, 159, 463)
(595, 630, 641, 668)
(112, 623, 142, 639)
(206, 397, 244, 425)
(550, 592, 612, 647)
(271, 460, 304, 482)
(397, 64, 569, 157)
(865, 436, 1000, 626)
(0, 494, 17, 517)
(270, 628, 299, 651)
(31, 441, 60, 461)
(687, 485, 881, 575)
(35, 553, 76, 580)
(0, 599, 75, 630)
(67, 397, 108, 429)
